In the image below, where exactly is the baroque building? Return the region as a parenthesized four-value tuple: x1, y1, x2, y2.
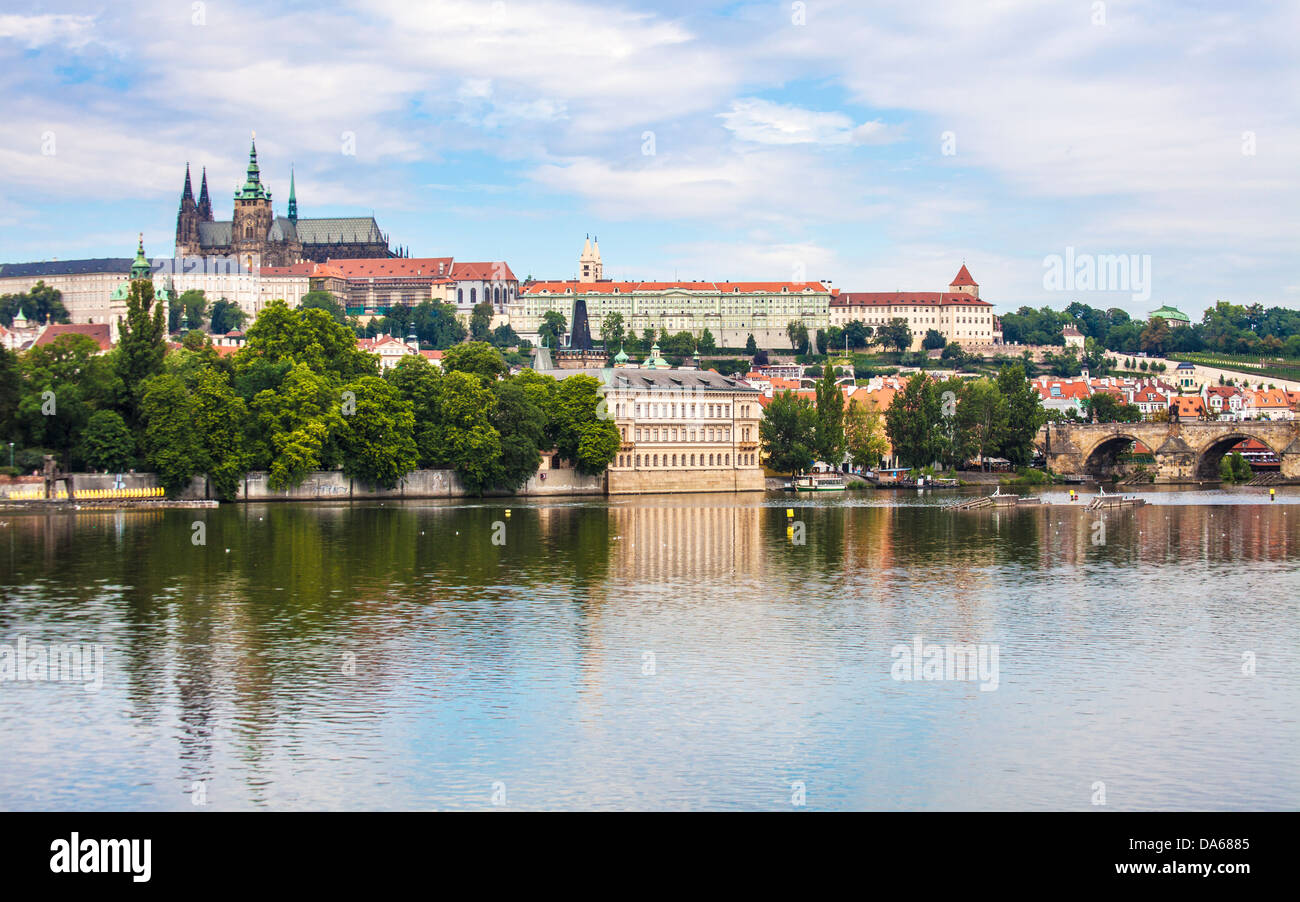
(174, 135, 397, 267)
(513, 238, 832, 349)
(828, 264, 998, 351)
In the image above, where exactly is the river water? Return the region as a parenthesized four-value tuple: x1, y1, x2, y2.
(1, 487, 1297, 810)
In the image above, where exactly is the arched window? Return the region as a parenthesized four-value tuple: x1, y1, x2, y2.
(471, 288, 476, 303)
(457, 289, 463, 304)
(652, 454, 658, 467)
(690, 454, 695, 466)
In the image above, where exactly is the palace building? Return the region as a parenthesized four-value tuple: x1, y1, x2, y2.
(828, 265, 997, 351)
(511, 238, 833, 349)
(174, 135, 398, 267)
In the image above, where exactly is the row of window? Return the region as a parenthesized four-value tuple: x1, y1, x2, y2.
(632, 426, 732, 442)
(457, 286, 515, 305)
(618, 402, 738, 419)
(615, 452, 758, 468)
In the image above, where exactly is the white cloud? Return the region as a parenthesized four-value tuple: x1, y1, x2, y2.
(719, 98, 895, 146)
(0, 14, 98, 50)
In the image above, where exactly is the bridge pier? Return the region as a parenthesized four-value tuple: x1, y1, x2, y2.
(1038, 420, 1300, 484)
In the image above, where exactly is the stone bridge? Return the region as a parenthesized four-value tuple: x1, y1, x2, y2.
(1037, 421, 1300, 482)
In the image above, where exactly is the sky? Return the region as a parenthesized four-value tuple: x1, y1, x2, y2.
(1, 0, 1297, 319)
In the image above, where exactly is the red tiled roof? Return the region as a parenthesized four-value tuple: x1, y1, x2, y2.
(260, 263, 315, 276)
(523, 280, 829, 295)
(34, 323, 112, 351)
(950, 264, 978, 287)
(832, 291, 991, 308)
(1248, 389, 1291, 408)
(322, 257, 454, 279)
(450, 261, 517, 282)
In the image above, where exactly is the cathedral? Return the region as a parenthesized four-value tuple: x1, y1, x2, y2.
(174, 135, 402, 266)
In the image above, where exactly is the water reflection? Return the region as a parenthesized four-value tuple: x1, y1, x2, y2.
(1, 492, 1298, 810)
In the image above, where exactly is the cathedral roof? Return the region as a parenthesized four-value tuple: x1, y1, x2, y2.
(268, 217, 298, 242)
(294, 217, 385, 245)
(198, 221, 232, 246)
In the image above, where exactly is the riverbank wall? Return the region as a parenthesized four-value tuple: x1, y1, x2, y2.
(0, 467, 607, 503)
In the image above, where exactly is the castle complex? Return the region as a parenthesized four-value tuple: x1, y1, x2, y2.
(174, 135, 397, 267)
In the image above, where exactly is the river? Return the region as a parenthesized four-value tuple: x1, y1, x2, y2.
(1, 486, 1297, 810)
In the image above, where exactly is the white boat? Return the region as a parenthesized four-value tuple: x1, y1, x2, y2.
(791, 473, 847, 492)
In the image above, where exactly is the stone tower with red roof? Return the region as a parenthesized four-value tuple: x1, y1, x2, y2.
(949, 264, 979, 299)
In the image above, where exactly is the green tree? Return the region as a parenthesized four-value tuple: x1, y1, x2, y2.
(236, 301, 377, 384)
(843, 320, 871, 349)
(19, 334, 120, 468)
(410, 300, 467, 349)
(336, 375, 417, 489)
(425, 370, 502, 493)
(551, 375, 618, 474)
(208, 298, 247, 335)
(885, 373, 942, 469)
(0, 281, 69, 326)
(190, 367, 250, 500)
(600, 312, 625, 350)
(441, 341, 509, 382)
(115, 279, 168, 432)
(79, 409, 135, 472)
(140, 373, 201, 494)
(786, 320, 810, 353)
(489, 323, 521, 348)
(813, 365, 845, 466)
(698, 328, 717, 355)
(0, 347, 22, 441)
(745, 334, 758, 355)
(956, 378, 1009, 468)
(875, 318, 913, 353)
(251, 362, 345, 490)
(760, 390, 817, 475)
(169, 289, 208, 333)
(469, 300, 495, 342)
(844, 398, 889, 469)
(1083, 392, 1141, 424)
(299, 289, 347, 324)
(995, 364, 1047, 465)
(538, 310, 567, 348)
(491, 379, 546, 491)
(922, 329, 947, 351)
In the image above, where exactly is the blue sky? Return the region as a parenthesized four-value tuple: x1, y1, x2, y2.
(1, 0, 1297, 319)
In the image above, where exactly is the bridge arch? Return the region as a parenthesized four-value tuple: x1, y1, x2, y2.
(1195, 432, 1280, 480)
(1082, 433, 1145, 478)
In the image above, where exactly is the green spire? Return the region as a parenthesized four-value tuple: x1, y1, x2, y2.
(130, 233, 152, 280)
(614, 343, 629, 364)
(287, 165, 297, 221)
(236, 132, 271, 201)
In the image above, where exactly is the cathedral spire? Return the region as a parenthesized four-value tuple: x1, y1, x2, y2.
(236, 132, 270, 201)
(198, 167, 212, 220)
(288, 165, 298, 222)
(182, 163, 194, 202)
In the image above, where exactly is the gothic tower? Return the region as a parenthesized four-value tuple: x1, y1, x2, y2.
(232, 134, 273, 268)
(175, 163, 200, 254)
(287, 165, 298, 222)
(579, 234, 603, 282)
(197, 167, 213, 221)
